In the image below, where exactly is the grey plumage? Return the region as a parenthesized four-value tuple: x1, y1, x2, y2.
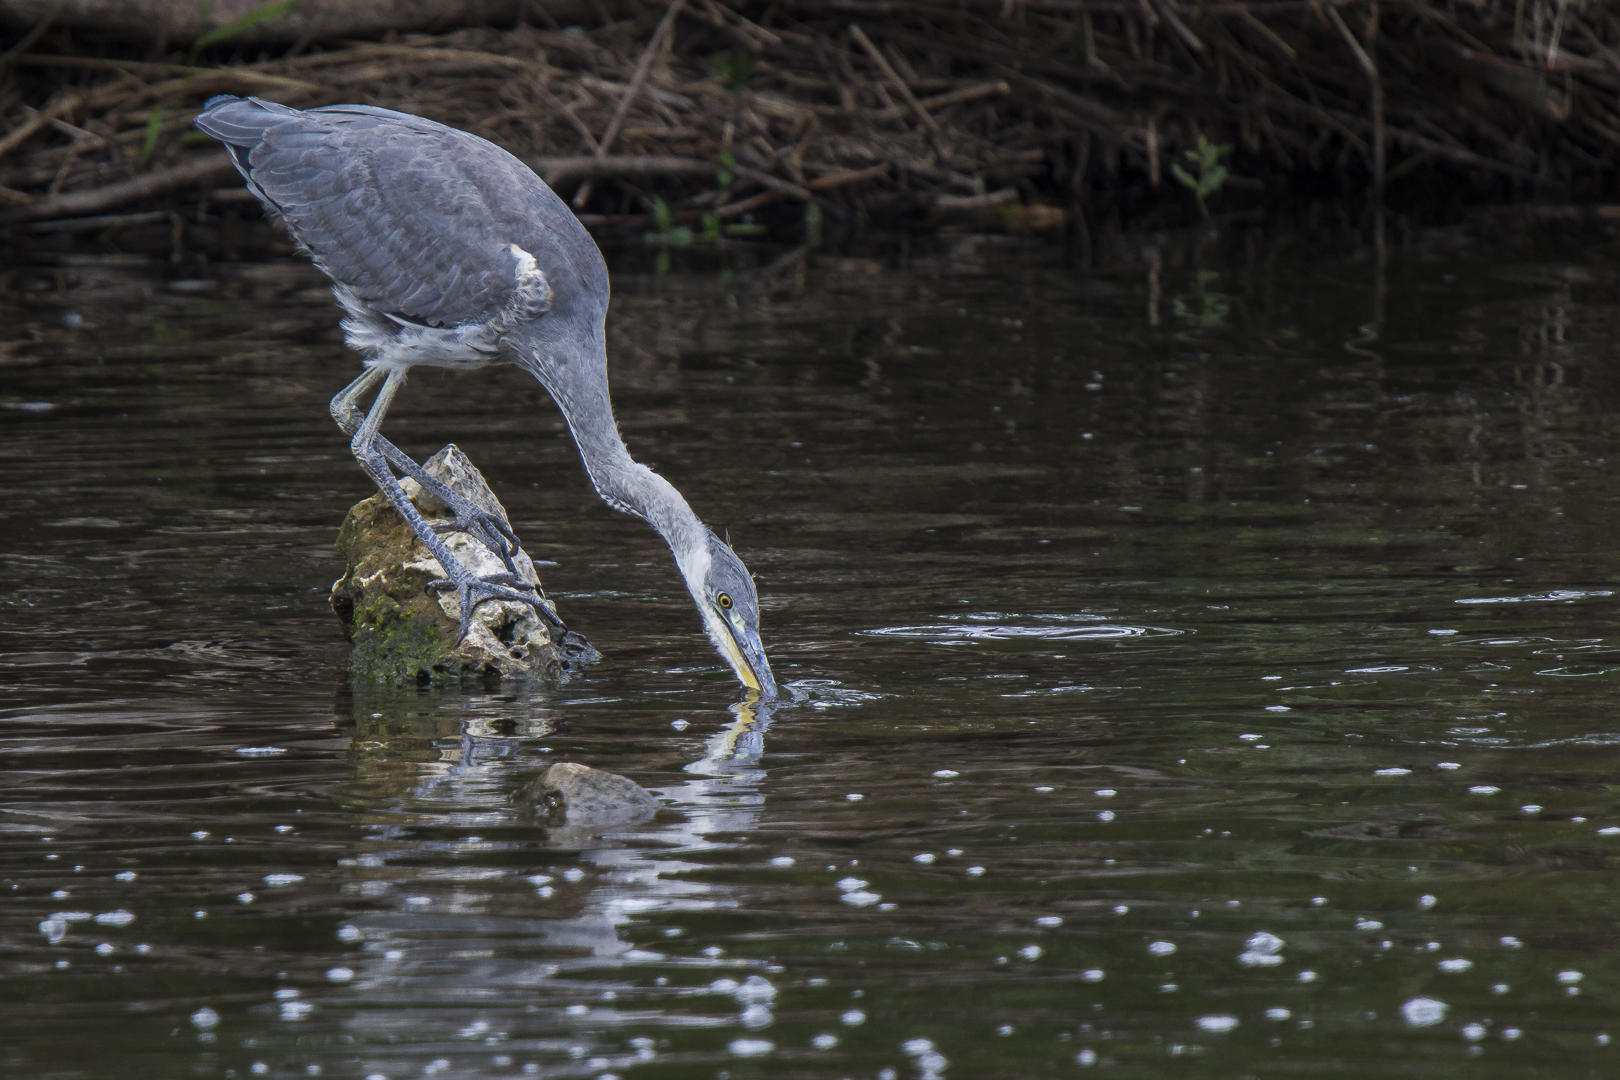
(196, 96, 777, 698)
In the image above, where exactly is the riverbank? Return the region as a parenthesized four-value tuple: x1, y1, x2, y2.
(1, 0, 1617, 247)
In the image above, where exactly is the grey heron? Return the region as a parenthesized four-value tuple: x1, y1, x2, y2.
(195, 95, 777, 698)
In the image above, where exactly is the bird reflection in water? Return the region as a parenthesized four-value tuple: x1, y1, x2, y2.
(329, 687, 786, 1062)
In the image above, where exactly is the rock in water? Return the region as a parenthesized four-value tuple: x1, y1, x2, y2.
(329, 444, 597, 682)
(523, 762, 659, 831)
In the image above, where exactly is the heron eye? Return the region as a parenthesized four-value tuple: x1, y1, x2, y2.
(717, 593, 733, 610)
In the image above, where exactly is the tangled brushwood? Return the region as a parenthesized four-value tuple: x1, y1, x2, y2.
(0, 0, 1617, 239)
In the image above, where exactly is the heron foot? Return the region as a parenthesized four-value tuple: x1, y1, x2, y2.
(426, 573, 565, 641)
(430, 508, 525, 578)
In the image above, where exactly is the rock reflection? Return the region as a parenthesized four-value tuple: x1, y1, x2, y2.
(325, 687, 783, 1073)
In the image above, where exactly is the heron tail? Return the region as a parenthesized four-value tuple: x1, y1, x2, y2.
(193, 95, 301, 173)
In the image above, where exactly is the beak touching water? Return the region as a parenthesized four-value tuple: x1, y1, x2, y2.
(717, 614, 778, 700)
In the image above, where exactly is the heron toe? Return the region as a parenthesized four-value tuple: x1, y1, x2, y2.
(427, 573, 565, 642)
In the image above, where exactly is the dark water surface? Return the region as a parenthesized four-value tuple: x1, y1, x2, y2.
(6, 225, 1620, 1079)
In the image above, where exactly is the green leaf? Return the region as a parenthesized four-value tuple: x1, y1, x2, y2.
(701, 213, 721, 242)
(652, 196, 672, 233)
(717, 148, 736, 187)
(654, 247, 670, 276)
(1170, 163, 1197, 192)
(190, 0, 300, 59)
(723, 223, 767, 238)
(803, 201, 823, 247)
(137, 104, 166, 171)
(664, 225, 694, 247)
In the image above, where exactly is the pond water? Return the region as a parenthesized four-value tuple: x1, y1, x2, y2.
(5, 221, 1620, 1079)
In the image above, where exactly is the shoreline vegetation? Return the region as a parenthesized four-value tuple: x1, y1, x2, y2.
(0, 0, 1617, 249)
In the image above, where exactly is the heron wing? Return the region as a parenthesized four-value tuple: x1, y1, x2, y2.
(197, 97, 553, 329)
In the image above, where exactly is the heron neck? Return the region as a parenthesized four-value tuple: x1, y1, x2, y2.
(525, 347, 708, 563)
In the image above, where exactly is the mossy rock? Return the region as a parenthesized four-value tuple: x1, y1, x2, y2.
(329, 444, 595, 683)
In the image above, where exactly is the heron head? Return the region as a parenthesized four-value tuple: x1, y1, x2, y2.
(678, 531, 777, 699)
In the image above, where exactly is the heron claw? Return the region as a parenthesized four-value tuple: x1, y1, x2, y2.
(428, 571, 568, 641)
(432, 508, 524, 575)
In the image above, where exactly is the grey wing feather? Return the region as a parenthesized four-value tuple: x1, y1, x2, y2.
(195, 96, 565, 330)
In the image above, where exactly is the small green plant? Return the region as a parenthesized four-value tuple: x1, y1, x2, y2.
(189, 0, 301, 62)
(803, 201, 823, 247)
(716, 148, 736, 187)
(137, 104, 166, 171)
(643, 198, 693, 274)
(1171, 135, 1232, 221)
(709, 51, 755, 90)
(1172, 270, 1230, 331)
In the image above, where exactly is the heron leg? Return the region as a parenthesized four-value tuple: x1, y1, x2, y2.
(330, 367, 527, 579)
(347, 369, 567, 641)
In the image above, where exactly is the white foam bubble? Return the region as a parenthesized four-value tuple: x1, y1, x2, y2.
(1401, 998, 1448, 1027)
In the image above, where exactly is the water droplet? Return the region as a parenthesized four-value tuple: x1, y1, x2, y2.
(727, 1038, 773, 1057)
(1148, 941, 1177, 956)
(1436, 762, 1461, 770)
(1500, 936, 1523, 949)
(1469, 786, 1502, 795)
(1558, 970, 1583, 984)
(1077, 1048, 1098, 1066)
(770, 856, 795, 867)
(966, 866, 986, 877)
(840, 1010, 866, 1026)
(845, 793, 864, 802)
(1196, 1016, 1238, 1033)
(811, 1034, 838, 1049)
(1097, 811, 1116, 822)
(1375, 768, 1412, 777)
(1095, 789, 1117, 798)
(932, 770, 959, 778)
(913, 853, 935, 864)
(1401, 998, 1448, 1026)
(1462, 1023, 1487, 1042)
(1081, 969, 1105, 982)
(326, 967, 354, 983)
(1439, 959, 1473, 973)
(190, 1008, 219, 1030)
(1036, 916, 1063, 927)
(262, 874, 303, 888)
(1018, 945, 1043, 960)
(1356, 919, 1384, 931)
(1265, 1008, 1290, 1021)
(671, 719, 689, 731)
(1418, 895, 1437, 909)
